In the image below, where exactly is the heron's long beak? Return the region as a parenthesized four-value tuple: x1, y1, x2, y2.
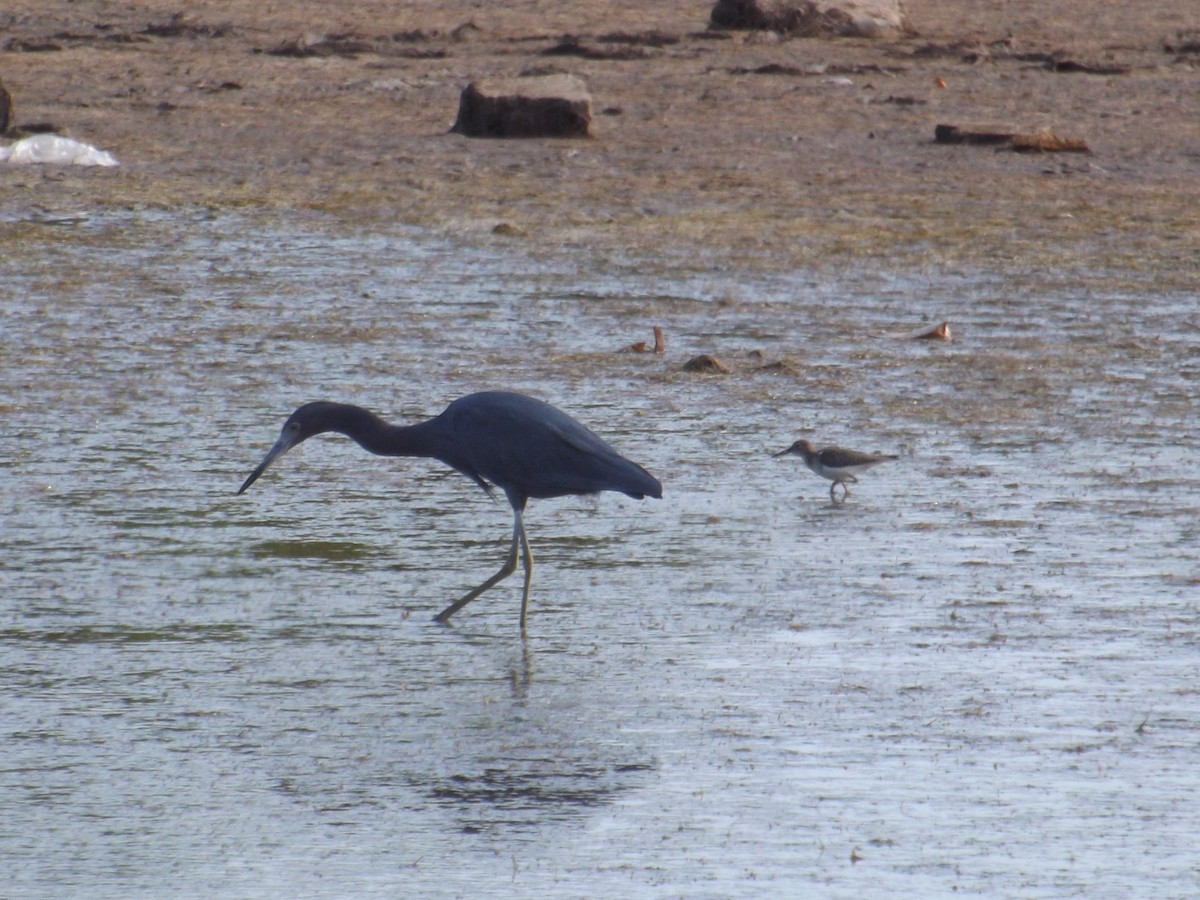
(238, 434, 296, 494)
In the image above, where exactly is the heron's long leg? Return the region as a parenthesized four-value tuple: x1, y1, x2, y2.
(516, 511, 534, 636)
(433, 510, 521, 625)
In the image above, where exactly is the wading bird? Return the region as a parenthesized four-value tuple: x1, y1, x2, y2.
(238, 391, 662, 634)
(774, 439, 898, 503)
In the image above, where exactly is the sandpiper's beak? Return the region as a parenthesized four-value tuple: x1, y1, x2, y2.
(237, 432, 298, 494)
(773, 444, 797, 458)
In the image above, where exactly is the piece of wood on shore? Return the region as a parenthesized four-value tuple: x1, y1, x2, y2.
(933, 123, 1016, 146)
(622, 326, 666, 354)
(935, 123, 1090, 154)
(451, 75, 592, 138)
(907, 321, 951, 340)
(1011, 130, 1091, 154)
(877, 321, 951, 340)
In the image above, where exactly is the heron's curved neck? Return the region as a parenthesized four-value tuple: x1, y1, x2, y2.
(326, 404, 438, 459)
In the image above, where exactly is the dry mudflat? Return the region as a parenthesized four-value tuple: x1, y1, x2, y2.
(2, 0, 1198, 273)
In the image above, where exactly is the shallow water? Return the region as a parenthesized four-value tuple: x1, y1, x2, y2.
(2, 208, 1198, 897)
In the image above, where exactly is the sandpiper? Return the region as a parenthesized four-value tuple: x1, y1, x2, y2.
(774, 439, 898, 502)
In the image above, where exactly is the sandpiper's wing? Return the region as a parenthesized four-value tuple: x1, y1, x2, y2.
(818, 447, 898, 471)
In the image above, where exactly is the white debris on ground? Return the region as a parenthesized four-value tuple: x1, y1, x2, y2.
(0, 134, 118, 167)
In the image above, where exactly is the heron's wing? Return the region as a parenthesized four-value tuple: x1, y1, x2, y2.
(439, 393, 659, 501)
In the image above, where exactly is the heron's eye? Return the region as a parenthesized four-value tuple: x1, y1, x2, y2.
(286, 421, 301, 435)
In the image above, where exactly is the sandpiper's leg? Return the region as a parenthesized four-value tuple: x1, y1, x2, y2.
(435, 509, 522, 626)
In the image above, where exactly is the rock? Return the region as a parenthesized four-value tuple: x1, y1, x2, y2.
(451, 75, 592, 138)
(682, 354, 732, 374)
(709, 0, 913, 39)
(759, 359, 800, 374)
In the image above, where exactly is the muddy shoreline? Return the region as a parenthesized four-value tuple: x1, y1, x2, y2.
(2, 1, 1198, 269)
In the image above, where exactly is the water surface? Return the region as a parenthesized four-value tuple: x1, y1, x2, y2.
(2, 208, 1197, 896)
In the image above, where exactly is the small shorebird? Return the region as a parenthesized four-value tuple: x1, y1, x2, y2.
(774, 439, 898, 502)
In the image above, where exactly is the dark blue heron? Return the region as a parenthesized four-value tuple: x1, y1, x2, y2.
(238, 391, 662, 633)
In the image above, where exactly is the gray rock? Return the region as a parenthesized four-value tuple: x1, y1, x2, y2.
(682, 354, 733, 374)
(451, 75, 592, 138)
(710, 0, 913, 39)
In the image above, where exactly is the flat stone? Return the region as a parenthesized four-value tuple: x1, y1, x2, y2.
(451, 75, 592, 138)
